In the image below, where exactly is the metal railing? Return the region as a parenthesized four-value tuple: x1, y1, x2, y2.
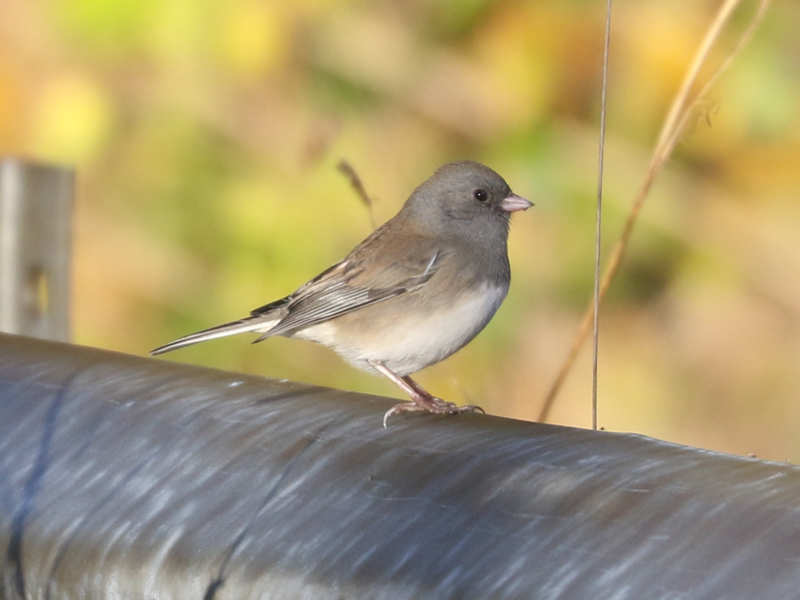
(1, 333, 798, 598)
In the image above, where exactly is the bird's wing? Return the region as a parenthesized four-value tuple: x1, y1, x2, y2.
(255, 241, 444, 340)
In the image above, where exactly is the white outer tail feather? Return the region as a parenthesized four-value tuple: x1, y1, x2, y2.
(150, 317, 279, 356)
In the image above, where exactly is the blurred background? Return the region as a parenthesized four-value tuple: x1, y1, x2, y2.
(1, 0, 798, 461)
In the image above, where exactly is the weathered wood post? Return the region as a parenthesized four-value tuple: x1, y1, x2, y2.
(0, 158, 74, 342)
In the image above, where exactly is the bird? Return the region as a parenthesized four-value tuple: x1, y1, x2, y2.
(151, 161, 532, 427)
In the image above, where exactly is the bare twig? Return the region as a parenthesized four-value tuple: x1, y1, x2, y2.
(337, 160, 377, 230)
(539, 0, 770, 422)
(592, 0, 613, 431)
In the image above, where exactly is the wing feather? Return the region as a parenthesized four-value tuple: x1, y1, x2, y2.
(255, 248, 443, 340)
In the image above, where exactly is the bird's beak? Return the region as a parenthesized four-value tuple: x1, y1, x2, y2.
(499, 193, 533, 213)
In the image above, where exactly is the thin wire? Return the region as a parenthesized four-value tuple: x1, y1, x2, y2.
(593, 0, 612, 431)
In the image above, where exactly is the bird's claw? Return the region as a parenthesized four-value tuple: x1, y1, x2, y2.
(383, 398, 486, 428)
(383, 402, 427, 428)
(430, 397, 485, 415)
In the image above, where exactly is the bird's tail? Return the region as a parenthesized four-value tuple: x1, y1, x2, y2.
(150, 316, 279, 356)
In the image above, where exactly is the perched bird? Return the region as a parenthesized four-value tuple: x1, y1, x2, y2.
(151, 161, 531, 427)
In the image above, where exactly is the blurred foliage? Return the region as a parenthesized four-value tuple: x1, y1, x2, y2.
(1, 0, 799, 461)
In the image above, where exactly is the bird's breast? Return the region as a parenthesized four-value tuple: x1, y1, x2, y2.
(300, 283, 508, 376)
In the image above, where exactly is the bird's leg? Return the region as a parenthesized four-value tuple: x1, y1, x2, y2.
(402, 375, 485, 416)
(369, 361, 484, 428)
(369, 361, 436, 427)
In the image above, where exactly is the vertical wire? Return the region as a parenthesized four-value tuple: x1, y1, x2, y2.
(593, 0, 612, 431)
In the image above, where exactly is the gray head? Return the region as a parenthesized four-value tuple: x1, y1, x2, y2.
(401, 161, 531, 244)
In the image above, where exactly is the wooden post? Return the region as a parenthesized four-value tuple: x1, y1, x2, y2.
(0, 158, 74, 342)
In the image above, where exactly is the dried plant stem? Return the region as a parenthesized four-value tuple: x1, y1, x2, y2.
(337, 160, 377, 230)
(539, 0, 770, 422)
(592, 0, 613, 431)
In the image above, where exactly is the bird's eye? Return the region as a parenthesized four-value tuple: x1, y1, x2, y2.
(473, 189, 488, 202)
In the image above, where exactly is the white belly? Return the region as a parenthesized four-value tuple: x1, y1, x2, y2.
(298, 284, 507, 375)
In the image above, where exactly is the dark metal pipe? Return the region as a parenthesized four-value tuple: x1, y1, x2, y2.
(0, 333, 798, 599)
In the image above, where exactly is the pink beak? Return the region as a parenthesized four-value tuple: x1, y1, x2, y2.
(499, 193, 533, 213)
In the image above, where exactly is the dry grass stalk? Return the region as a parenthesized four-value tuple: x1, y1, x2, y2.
(592, 0, 614, 431)
(539, 0, 770, 423)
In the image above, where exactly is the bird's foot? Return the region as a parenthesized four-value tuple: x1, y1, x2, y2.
(382, 402, 428, 428)
(430, 397, 485, 416)
(382, 397, 485, 428)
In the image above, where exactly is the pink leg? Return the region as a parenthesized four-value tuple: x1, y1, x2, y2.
(369, 361, 485, 428)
